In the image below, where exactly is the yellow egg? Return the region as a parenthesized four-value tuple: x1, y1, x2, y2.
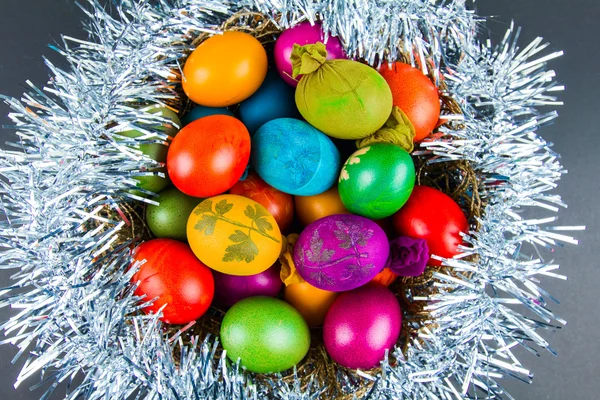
(187, 194, 282, 276)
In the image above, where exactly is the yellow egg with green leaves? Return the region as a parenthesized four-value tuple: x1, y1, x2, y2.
(187, 194, 282, 276)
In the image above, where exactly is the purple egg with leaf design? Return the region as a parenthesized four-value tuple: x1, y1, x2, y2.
(293, 214, 389, 292)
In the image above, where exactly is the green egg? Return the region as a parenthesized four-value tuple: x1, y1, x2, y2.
(146, 186, 203, 241)
(116, 107, 182, 194)
(220, 297, 310, 373)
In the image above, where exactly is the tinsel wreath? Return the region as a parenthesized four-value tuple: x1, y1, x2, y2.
(0, 0, 583, 399)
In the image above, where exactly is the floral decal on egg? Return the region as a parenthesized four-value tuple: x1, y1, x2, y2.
(339, 146, 370, 182)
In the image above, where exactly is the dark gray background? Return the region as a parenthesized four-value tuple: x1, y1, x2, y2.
(0, 0, 598, 398)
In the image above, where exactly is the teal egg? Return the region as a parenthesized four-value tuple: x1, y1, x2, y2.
(251, 118, 340, 196)
(146, 187, 203, 241)
(117, 107, 182, 194)
(182, 105, 235, 126)
(238, 70, 299, 134)
(338, 143, 415, 219)
(220, 296, 310, 373)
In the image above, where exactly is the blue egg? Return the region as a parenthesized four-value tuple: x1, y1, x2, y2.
(182, 105, 235, 126)
(239, 70, 299, 134)
(251, 118, 340, 196)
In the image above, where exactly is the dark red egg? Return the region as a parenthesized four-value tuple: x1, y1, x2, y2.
(228, 171, 294, 232)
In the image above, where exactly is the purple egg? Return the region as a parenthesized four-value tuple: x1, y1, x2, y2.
(213, 265, 282, 308)
(293, 214, 389, 292)
(323, 284, 402, 369)
(274, 21, 346, 87)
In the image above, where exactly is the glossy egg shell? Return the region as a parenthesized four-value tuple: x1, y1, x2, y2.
(323, 284, 401, 369)
(273, 21, 346, 87)
(379, 62, 441, 142)
(293, 214, 389, 292)
(294, 185, 349, 227)
(284, 281, 339, 327)
(251, 118, 340, 196)
(220, 296, 311, 373)
(182, 32, 268, 107)
(146, 186, 203, 242)
(238, 70, 300, 134)
(338, 143, 415, 219)
(391, 185, 468, 266)
(229, 171, 294, 233)
(167, 115, 250, 198)
(213, 264, 282, 308)
(131, 239, 214, 324)
(187, 195, 282, 276)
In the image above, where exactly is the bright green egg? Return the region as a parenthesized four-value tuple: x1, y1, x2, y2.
(146, 186, 203, 242)
(338, 143, 415, 219)
(116, 107, 182, 194)
(220, 297, 310, 373)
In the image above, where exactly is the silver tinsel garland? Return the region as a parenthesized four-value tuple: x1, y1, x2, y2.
(0, 0, 583, 398)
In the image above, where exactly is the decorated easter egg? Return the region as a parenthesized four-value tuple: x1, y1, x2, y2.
(146, 186, 203, 242)
(131, 239, 214, 324)
(338, 143, 415, 219)
(293, 43, 392, 139)
(392, 185, 468, 266)
(294, 185, 349, 227)
(167, 115, 250, 198)
(371, 268, 399, 287)
(293, 214, 389, 292)
(274, 21, 346, 87)
(229, 171, 294, 233)
(182, 105, 235, 126)
(323, 284, 401, 369)
(182, 32, 268, 107)
(221, 297, 310, 373)
(379, 62, 441, 142)
(251, 118, 340, 196)
(284, 281, 339, 327)
(238, 70, 300, 134)
(213, 264, 282, 308)
(116, 107, 181, 194)
(187, 195, 282, 276)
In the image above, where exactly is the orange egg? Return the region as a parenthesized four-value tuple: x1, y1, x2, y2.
(378, 62, 440, 142)
(183, 32, 268, 107)
(294, 186, 350, 227)
(284, 281, 339, 327)
(371, 267, 399, 287)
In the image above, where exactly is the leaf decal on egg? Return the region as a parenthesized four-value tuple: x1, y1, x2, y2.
(222, 230, 259, 263)
(193, 198, 280, 264)
(339, 146, 371, 182)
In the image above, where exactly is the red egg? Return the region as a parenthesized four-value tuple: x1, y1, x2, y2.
(229, 171, 294, 232)
(391, 185, 468, 266)
(323, 284, 402, 369)
(378, 62, 441, 142)
(131, 239, 214, 324)
(167, 115, 250, 198)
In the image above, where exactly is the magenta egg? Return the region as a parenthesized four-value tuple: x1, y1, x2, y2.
(293, 214, 389, 292)
(213, 264, 283, 308)
(274, 21, 346, 87)
(323, 284, 402, 369)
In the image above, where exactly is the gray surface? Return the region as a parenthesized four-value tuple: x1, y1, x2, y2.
(0, 0, 598, 398)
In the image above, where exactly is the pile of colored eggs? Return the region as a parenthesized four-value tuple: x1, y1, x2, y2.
(128, 21, 469, 374)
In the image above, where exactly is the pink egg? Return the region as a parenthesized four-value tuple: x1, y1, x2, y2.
(213, 264, 283, 308)
(274, 21, 346, 87)
(323, 284, 402, 369)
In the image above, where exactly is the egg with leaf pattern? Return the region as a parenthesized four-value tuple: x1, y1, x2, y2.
(187, 194, 282, 276)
